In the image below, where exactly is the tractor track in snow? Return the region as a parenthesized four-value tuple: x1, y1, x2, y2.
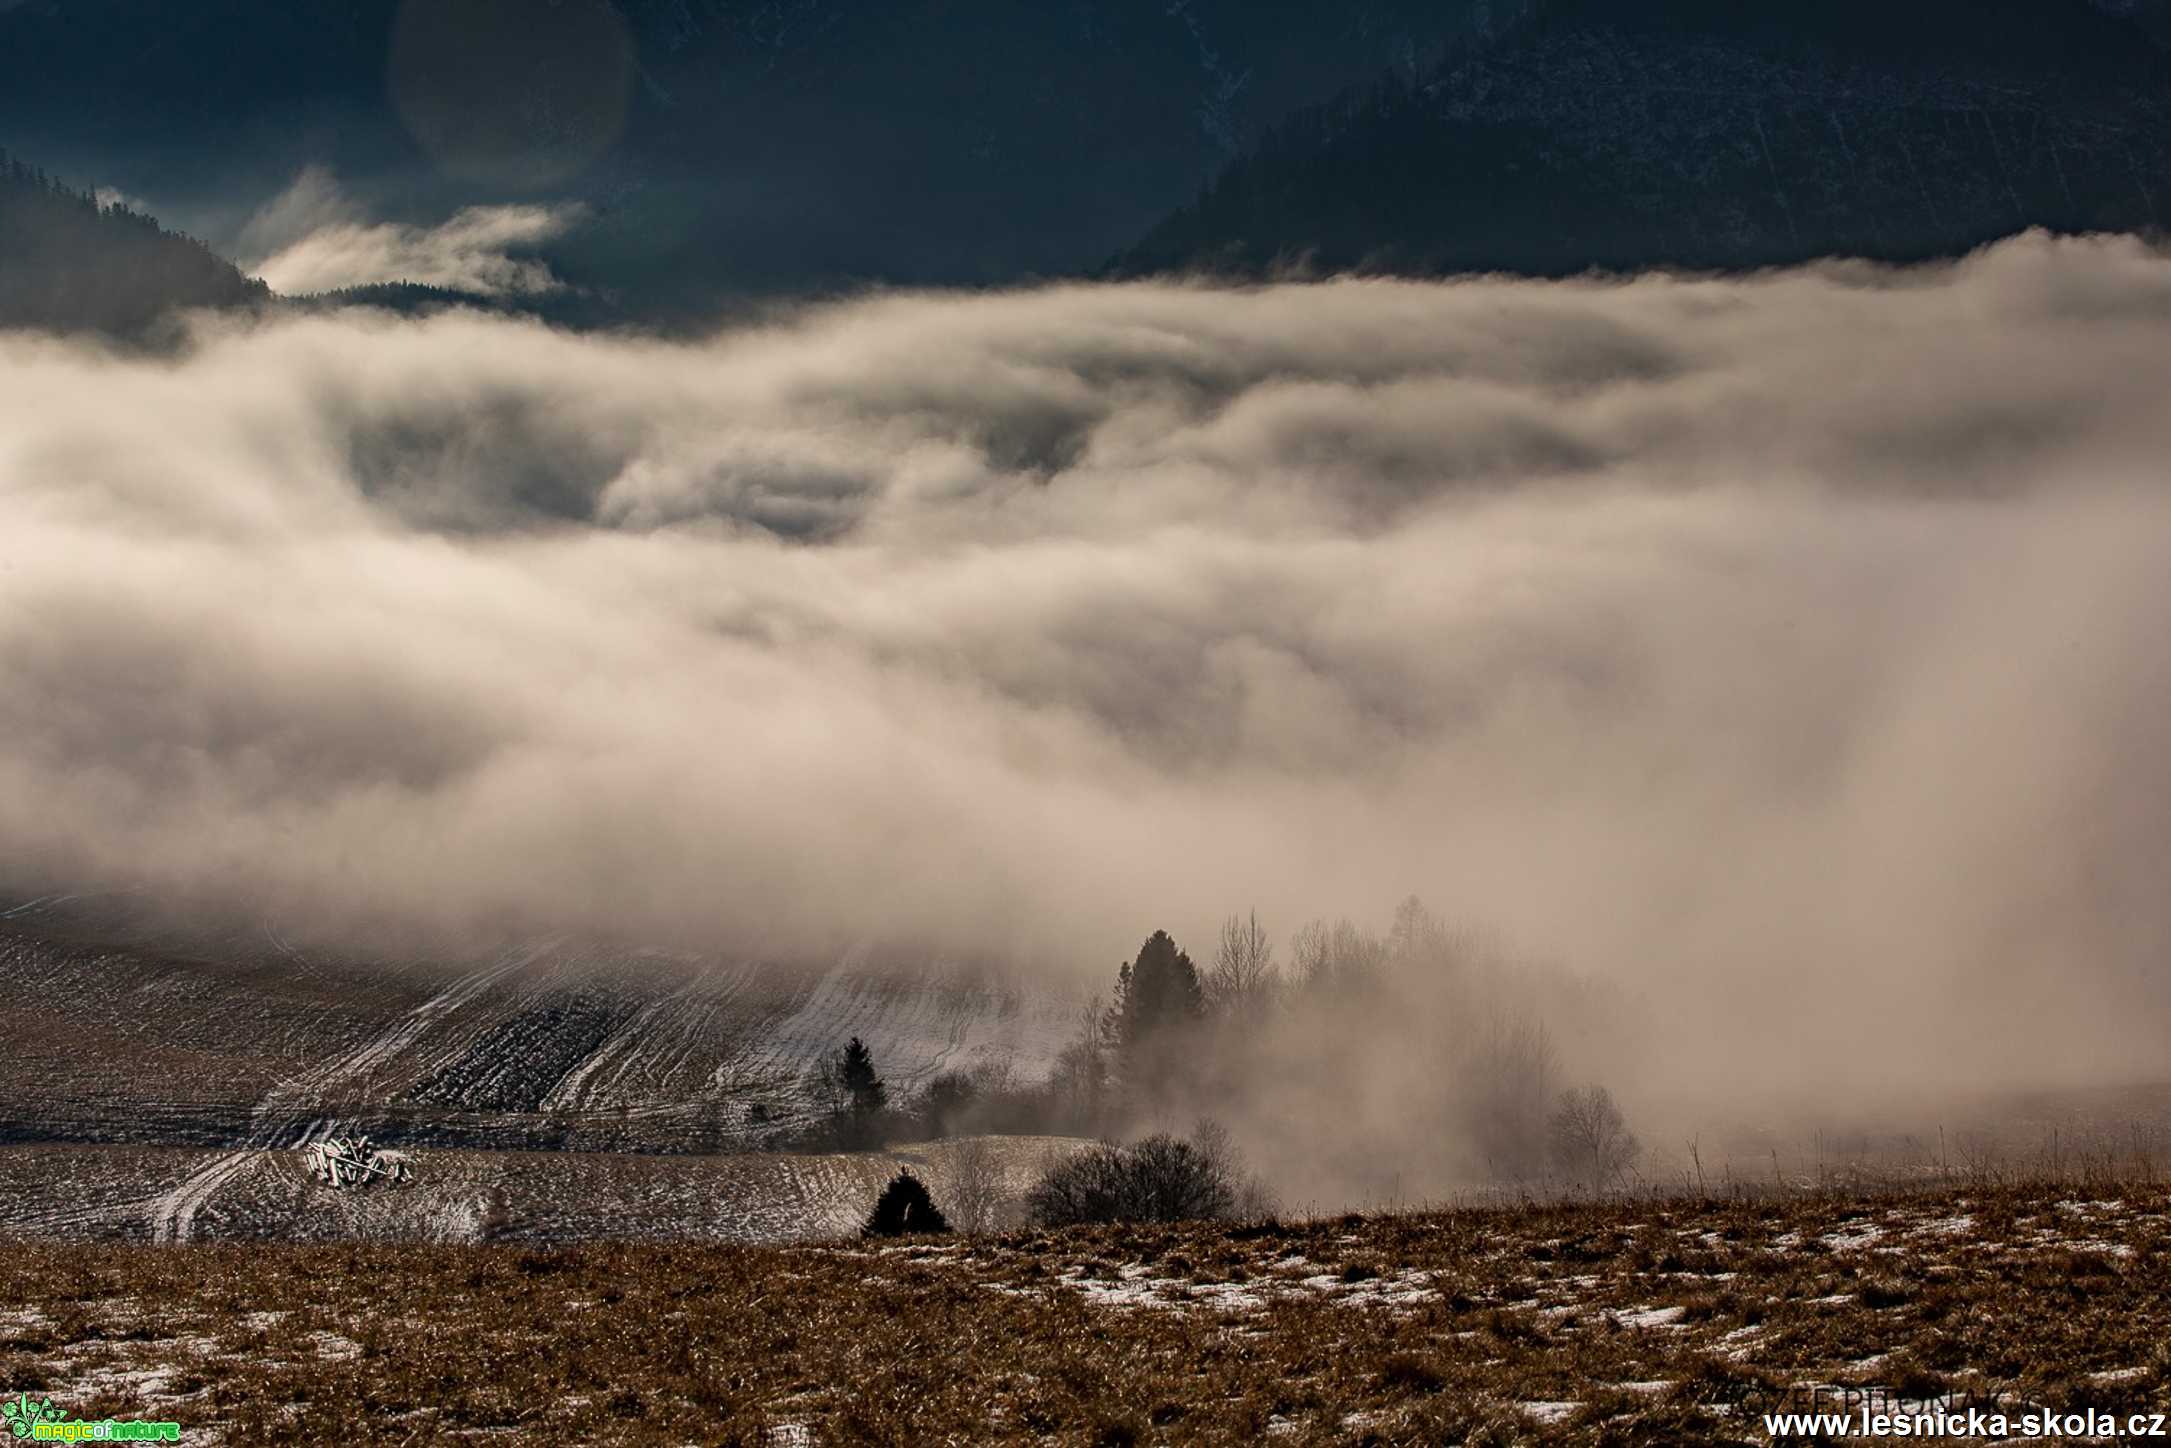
(146, 941, 556, 1242)
(541, 957, 762, 1113)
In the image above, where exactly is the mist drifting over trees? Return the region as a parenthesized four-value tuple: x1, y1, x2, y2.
(6, 234, 2171, 1193)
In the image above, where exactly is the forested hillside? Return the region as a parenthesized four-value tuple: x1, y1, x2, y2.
(0, 0, 1487, 307)
(0, 152, 268, 335)
(1115, 0, 2171, 278)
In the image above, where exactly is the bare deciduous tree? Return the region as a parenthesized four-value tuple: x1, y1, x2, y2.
(1191, 1116, 1277, 1220)
(1290, 919, 1330, 986)
(1290, 917, 1386, 993)
(1207, 909, 1277, 1016)
(1548, 1084, 1640, 1186)
(1461, 1007, 1560, 1180)
(1048, 999, 1112, 1132)
(941, 1135, 1007, 1234)
(1388, 894, 1453, 970)
(805, 1055, 849, 1119)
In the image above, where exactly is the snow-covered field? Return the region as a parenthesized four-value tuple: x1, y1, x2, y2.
(0, 1136, 1080, 1245)
(0, 898, 1081, 1244)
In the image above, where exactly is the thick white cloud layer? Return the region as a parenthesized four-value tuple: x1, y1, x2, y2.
(5, 230, 2170, 1104)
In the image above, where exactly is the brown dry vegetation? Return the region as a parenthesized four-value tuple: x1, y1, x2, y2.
(3, 1183, 2169, 1444)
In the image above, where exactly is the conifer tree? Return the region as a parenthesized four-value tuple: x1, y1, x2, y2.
(862, 1170, 950, 1236)
(839, 1036, 887, 1113)
(1107, 930, 1204, 1054)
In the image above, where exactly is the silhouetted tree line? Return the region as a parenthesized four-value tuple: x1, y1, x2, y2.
(0, 148, 268, 338)
(285, 279, 620, 331)
(804, 893, 1642, 1231)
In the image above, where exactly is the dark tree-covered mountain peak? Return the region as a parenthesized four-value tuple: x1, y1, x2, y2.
(0, 150, 270, 337)
(1115, 0, 2171, 281)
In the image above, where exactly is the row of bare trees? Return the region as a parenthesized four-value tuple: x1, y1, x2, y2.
(1041, 898, 1643, 1192)
(813, 898, 1643, 1230)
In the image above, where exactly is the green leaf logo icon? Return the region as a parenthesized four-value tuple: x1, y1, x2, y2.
(2, 1393, 60, 1437)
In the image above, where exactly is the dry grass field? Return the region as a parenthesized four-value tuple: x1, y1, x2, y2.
(4, 1181, 2168, 1444)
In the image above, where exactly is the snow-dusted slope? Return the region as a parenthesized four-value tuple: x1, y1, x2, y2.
(0, 901, 1081, 1154)
(0, 898, 1084, 1241)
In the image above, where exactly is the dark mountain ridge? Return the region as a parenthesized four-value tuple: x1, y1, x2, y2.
(0, 150, 269, 336)
(0, 0, 1485, 310)
(6, 2, 2168, 314)
(1114, 0, 2171, 279)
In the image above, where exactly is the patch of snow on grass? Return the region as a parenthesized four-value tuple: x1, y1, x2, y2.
(52, 1358, 185, 1404)
(308, 1330, 362, 1360)
(1819, 1222, 1886, 1252)
(1051, 1261, 1436, 1314)
(1910, 1214, 1975, 1237)
(1062, 1267, 1194, 1311)
(1718, 1324, 1767, 1360)
(1185, 1282, 1275, 1312)
(1323, 1270, 1436, 1308)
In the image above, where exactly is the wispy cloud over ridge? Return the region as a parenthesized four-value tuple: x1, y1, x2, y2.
(240, 166, 581, 297)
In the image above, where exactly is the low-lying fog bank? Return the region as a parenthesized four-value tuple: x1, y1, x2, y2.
(6, 230, 2170, 1198)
